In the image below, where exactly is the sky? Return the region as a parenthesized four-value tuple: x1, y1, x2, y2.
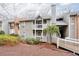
(0, 3, 79, 19)
(57, 3, 79, 15)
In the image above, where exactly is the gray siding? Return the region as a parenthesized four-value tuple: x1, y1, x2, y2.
(63, 14, 69, 37)
(2, 18, 9, 34)
(19, 21, 33, 38)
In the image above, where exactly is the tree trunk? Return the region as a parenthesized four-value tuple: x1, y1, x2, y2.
(47, 33, 52, 44)
(52, 33, 57, 43)
(47, 33, 49, 42)
(49, 33, 52, 44)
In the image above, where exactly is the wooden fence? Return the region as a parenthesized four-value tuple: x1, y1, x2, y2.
(56, 38, 79, 54)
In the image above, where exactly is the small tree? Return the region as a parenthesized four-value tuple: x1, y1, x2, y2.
(43, 24, 60, 43)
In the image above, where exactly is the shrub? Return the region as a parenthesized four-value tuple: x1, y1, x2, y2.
(25, 37, 40, 45)
(0, 31, 5, 34)
(0, 35, 20, 46)
(10, 34, 19, 37)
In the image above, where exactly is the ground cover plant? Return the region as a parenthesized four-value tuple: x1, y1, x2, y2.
(25, 37, 40, 45)
(0, 34, 20, 46)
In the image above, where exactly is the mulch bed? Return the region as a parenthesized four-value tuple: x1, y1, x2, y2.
(0, 43, 76, 56)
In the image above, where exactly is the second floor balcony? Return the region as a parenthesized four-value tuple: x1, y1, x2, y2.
(33, 24, 47, 30)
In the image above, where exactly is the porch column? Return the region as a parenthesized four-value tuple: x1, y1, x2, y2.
(69, 15, 71, 38)
(41, 18, 43, 41)
(35, 19, 36, 39)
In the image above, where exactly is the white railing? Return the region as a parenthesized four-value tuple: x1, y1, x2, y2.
(57, 37, 79, 48)
(57, 37, 79, 54)
(33, 24, 47, 30)
(42, 24, 47, 28)
(34, 35, 42, 37)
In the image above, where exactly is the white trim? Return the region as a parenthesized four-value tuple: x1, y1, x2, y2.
(75, 16, 77, 39)
(57, 37, 79, 54)
(41, 18, 43, 40)
(68, 14, 71, 38)
(57, 38, 59, 48)
(35, 19, 36, 39)
(57, 38, 79, 48)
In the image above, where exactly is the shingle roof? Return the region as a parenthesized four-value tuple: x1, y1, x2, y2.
(56, 21, 67, 25)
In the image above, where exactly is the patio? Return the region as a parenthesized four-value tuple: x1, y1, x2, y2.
(0, 43, 76, 56)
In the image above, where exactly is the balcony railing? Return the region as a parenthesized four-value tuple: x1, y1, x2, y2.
(33, 24, 47, 30)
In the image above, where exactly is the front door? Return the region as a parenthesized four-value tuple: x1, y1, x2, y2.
(59, 26, 67, 38)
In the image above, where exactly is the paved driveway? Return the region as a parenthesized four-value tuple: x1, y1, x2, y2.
(0, 43, 76, 56)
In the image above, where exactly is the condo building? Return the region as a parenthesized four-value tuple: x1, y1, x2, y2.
(0, 4, 56, 42)
(0, 3, 79, 55)
(57, 12, 79, 41)
(0, 4, 79, 42)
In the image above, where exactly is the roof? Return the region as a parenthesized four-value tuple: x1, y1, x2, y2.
(8, 15, 51, 22)
(0, 3, 56, 21)
(56, 21, 67, 25)
(57, 11, 79, 18)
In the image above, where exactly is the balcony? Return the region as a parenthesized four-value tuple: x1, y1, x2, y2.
(33, 24, 47, 30)
(33, 35, 47, 42)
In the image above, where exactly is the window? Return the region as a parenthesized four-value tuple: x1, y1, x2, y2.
(36, 30, 42, 36)
(10, 23, 14, 29)
(37, 25, 42, 28)
(33, 30, 35, 35)
(36, 20, 42, 24)
(43, 20, 47, 24)
(16, 23, 19, 29)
